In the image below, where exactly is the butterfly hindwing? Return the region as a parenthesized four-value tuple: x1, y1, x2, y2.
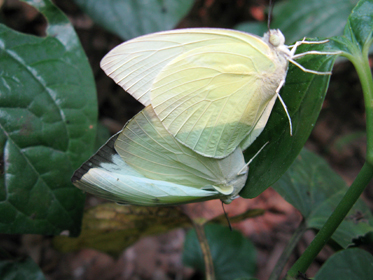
(72, 106, 249, 205)
(72, 133, 223, 206)
(115, 105, 248, 197)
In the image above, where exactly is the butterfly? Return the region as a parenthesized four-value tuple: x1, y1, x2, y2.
(72, 105, 250, 205)
(100, 28, 338, 159)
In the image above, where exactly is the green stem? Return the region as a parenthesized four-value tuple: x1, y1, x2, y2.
(268, 219, 307, 280)
(286, 163, 373, 278)
(353, 54, 373, 165)
(287, 50, 373, 278)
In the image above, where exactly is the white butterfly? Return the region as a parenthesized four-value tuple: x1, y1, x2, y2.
(73, 106, 250, 205)
(101, 28, 339, 158)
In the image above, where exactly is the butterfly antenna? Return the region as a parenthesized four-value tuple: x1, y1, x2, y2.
(222, 202, 232, 231)
(267, 0, 274, 31)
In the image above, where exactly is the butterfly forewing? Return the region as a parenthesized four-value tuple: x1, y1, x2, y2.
(101, 28, 288, 158)
(150, 40, 282, 158)
(101, 28, 265, 106)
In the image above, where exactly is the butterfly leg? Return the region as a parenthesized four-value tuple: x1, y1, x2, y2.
(275, 79, 293, 135)
(288, 39, 342, 75)
(289, 38, 342, 60)
(289, 37, 329, 56)
(292, 49, 343, 61)
(238, 141, 269, 175)
(288, 58, 333, 75)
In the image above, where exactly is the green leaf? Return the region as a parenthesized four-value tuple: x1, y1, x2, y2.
(241, 41, 339, 198)
(94, 122, 111, 151)
(314, 248, 373, 280)
(0, 0, 97, 235)
(73, 0, 194, 40)
(235, 0, 358, 44)
(234, 22, 267, 37)
(252, 0, 373, 233)
(0, 257, 46, 280)
(273, 149, 373, 248)
(237, 0, 373, 198)
(327, 0, 373, 59)
(342, 0, 373, 53)
(183, 224, 256, 280)
(53, 203, 192, 257)
(333, 131, 366, 152)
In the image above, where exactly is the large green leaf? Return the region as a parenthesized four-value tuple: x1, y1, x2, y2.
(273, 149, 373, 248)
(183, 224, 257, 280)
(0, 257, 46, 280)
(314, 248, 373, 280)
(241, 41, 339, 198)
(241, 0, 372, 198)
(73, 0, 194, 40)
(235, 0, 358, 43)
(0, 0, 97, 235)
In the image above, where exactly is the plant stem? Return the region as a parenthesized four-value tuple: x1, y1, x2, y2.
(193, 221, 215, 280)
(286, 163, 373, 278)
(287, 50, 373, 278)
(352, 53, 373, 166)
(268, 219, 307, 280)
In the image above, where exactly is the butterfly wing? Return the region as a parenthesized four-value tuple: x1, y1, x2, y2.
(115, 105, 248, 198)
(100, 28, 261, 106)
(72, 133, 221, 206)
(239, 93, 277, 151)
(101, 28, 285, 158)
(150, 36, 284, 158)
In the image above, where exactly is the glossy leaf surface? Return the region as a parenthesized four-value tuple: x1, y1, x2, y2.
(241, 41, 339, 198)
(0, 0, 97, 235)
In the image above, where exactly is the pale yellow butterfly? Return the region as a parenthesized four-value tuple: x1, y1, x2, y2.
(101, 28, 338, 158)
(72, 105, 264, 205)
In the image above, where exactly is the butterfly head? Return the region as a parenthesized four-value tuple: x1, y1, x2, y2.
(269, 29, 285, 47)
(263, 29, 291, 57)
(263, 29, 285, 47)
